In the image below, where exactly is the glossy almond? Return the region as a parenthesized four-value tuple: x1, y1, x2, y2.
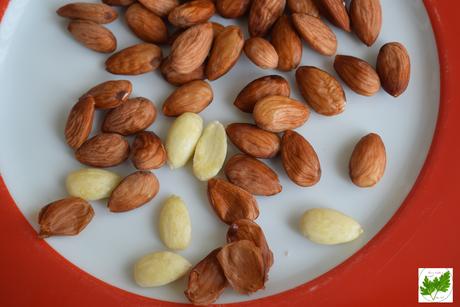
(271, 15, 302, 71)
(248, 0, 286, 37)
(292, 13, 337, 56)
(376, 42, 411, 97)
(67, 20, 117, 53)
(216, 0, 251, 18)
(314, 0, 350, 32)
(281, 130, 321, 186)
(131, 131, 166, 170)
(349, 133, 386, 187)
(162, 80, 213, 116)
(350, 0, 382, 46)
(287, 0, 319, 16)
(65, 96, 95, 150)
(102, 0, 135, 6)
(125, 3, 168, 44)
(161, 56, 206, 86)
(139, 0, 179, 16)
(106, 43, 163, 75)
(334, 55, 381, 96)
(168, 0, 215, 28)
(244, 37, 279, 70)
(81, 80, 132, 109)
(75, 133, 130, 167)
(57, 3, 118, 24)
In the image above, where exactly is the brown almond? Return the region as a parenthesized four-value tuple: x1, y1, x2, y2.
(292, 13, 337, 56)
(334, 55, 381, 96)
(168, 0, 215, 28)
(376, 42, 410, 97)
(163, 80, 213, 116)
(57, 3, 118, 24)
(75, 133, 130, 167)
(38, 197, 94, 238)
(314, 0, 350, 32)
(350, 0, 382, 46)
(244, 37, 279, 70)
(81, 80, 132, 109)
(67, 20, 117, 53)
(216, 0, 251, 18)
(125, 3, 168, 44)
(207, 178, 259, 224)
(281, 130, 321, 186)
(248, 0, 286, 37)
(102, 0, 135, 6)
(271, 15, 302, 71)
(211, 22, 225, 38)
(131, 131, 167, 170)
(225, 154, 282, 196)
(106, 43, 163, 75)
(108, 171, 159, 212)
(161, 56, 206, 86)
(349, 133, 386, 187)
(296, 66, 346, 116)
(287, 0, 319, 16)
(234, 75, 290, 113)
(65, 96, 95, 150)
(139, 0, 179, 17)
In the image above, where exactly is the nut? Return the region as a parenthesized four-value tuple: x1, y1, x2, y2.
(66, 168, 122, 201)
(159, 195, 192, 250)
(244, 37, 279, 70)
(81, 80, 132, 110)
(131, 131, 167, 170)
(216, 0, 251, 18)
(75, 133, 130, 168)
(350, 0, 382, 46)
(125, 3, 168, 44)
(168, 0, 215, 28)
(162, 80, 213, 117)
(292, 13, 337, 56)
(102, 0, 135, 6)
(287, 0, 319, 16)
(161, 56, 205, 86)
(248, 0, 286, 37)
(270, 15, 302, 71)
(376, 42, 411, 97)
(105, 43, 163, 75)
(67, 20, 117, 53)
(65, 96, 95, 150)
(314, 0, 351, 32)
(57, 3, 118, 24)
(138, 0, 179, 17)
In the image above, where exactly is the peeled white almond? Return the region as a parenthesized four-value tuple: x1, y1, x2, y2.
(159, 195, 191, 250)
(66, 168, 122, 200)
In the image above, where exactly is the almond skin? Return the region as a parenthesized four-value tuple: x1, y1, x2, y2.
(281, 130, 321, 187)
(376, 42, 411, 97)
(168, 0, 215, 28)
(125, 3, 169, 44)
(253, 96, 310, 133)
(106, 43, 163, 75)
(225, 154, 282, 196)
(161, 56, 206, 86)
(287, 0, 319, 16)
(314, 0, 351, 32)
(81, 80, 132, 109)
(271, 15, 302, 71)
(234, 75, 290, 113)
(296, 66, 346, 116)
(249, 0, 286, 37)
(131, 131, 167, 170)
(108, 171, 159, 212)
(163, 80, 213, 116)
(350, 0, 382, 46)
(334, 55, 381, 96)
(102, 97, 157, 136)
(57, 3, 118, 24)
(292, 13, 337, 56)
(102, 0, 135, 6)
(67, 20, 117, 53)
(139, 0, 179, 17)
(216, 0, 251, 18)
(65, 96, 95, 150)
(349, 133, 386, 187)
(244, 37, 279, 70)
(75, 133, 130, 167)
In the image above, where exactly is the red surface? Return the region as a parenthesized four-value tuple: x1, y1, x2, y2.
(0, 1, 459, 306)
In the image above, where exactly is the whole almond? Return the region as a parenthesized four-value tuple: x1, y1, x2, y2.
(159, 195, 191, 250)
(103, 0, 135, 6)
(248, 0, 286, 37)
(216, 0, 251, 18)
(161, 56, 206, 86)
(253, 96, 310, 133)
(206, 25, 244, 81)
(271, 15, 302, 71)
(38, 197, 94, 238)
(207, 178, 259, 224)
(225, 154, 282, 196)
(57, 3, 118, 24)
(131, 131, 167, 170)
(349, 133, 386, 187)
(108, 171, 159, 212)
(350, 0, 382, 46)
(81, 80, 132, 109)
(211, 22, 226, 38)
(67, 20, 117, 53)
(75, 133, 130, 167)
(139, 0, 179, 16)
(334, 55, 381, 96)
(168, 0, 215, 28)
(163, 80, 213, 116)
(126, 3, 168, 44)
(292, 13, 337, 56)
(244, 37, 279, 70)
(314, 0, 350, 32)
(226, 123, 281, 159)
(376, 42, 410, 97)
(106, 43, 163, 75)
(66, 168, 122, 201)
(234, 75, 290, 113)
(296, 66, 346, 116)
(65, 96, 95, 150)
(287, 0, 319, 16)
(281, 130, 321, 187)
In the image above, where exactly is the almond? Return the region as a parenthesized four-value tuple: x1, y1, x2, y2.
(376, 42, 410, 97)
(234, 75, 290, 113)
(67, 20, 117, 53)
(287, 0, 319, 16)
(75, 133, 130, 167)
(131, 131, 167, 170)
(38, 197, 94, 238)
(161, 56, 206, 86)
(334, 55, 381, 96)
(65, 96, 95, 150)
(162, 80, 213, 116)
(216, 0, 251, 18)
(125, 3, 168, 44)
(244, 37, 279, 70)
(207, 178, 259, 224)
(281, 130, 321, 187)
(292, 13, 337, 56)
(248, 0, 286, 37)
(226, 123, 281, 159)
(349, 133, 386, 187)
(296, 66, 346, 116)
(211, 22, 225, 38)
(271, 15, 302, 71)
(314, 0, 350, 32)
(106, 43, 163, 75)
(81, 80, 132, 109)
(350, 0, 382, 46)
(66, 168, 122, 201)
(158, 195, 191, 250)
(225, 154, 282, 196)
(206, 25, 244, 81)
(102, 0, 135, 6)
(139, 0, 179, 17)
(57, 3, 118, 24)
(168, 0, 215, 28)
(108, 171, 159, 212)
(253, 96, 310, 133)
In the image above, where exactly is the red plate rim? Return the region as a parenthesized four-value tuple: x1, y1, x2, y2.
(1, 1, 459, 306)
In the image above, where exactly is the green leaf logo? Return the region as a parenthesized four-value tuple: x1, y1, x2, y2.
(420, 271, 451, 301)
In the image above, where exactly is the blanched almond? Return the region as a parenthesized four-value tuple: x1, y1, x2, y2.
(57, 3, 118, 24)
(292, 13, 337, 56)
(125, 3, 168, 44)
(106, 43, 163, 75)
(65, 96, 95, 150)
(168, 0, 215, 28)
(244, 37, 279, 70)
(159, 195, 191, 250)
(131, 131, 166, 170)
(66, 168, 122, 201)
(162, 80, 213, 117)
(271, 15, 302, 71)
(67, 20, 117, 53)
(75, 133, 130, 168)
(334, 55, 381, 96)
(81, 80, 132, 109)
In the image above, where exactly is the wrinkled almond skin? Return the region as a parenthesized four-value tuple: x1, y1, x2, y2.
(287, 0, 319, 16)
(131, 131, 166, 170)
(376, 42, 411, 97)
(57, 3, 118, 24)
(211, 22, 225, 38)
(226, 123, 281, 159)
(108, 171, 159, 212)
(244, 37, 279, 70)
(102, 0, 135, 6)
(207, 178, 259, 225)
(216, 0, 251, 18)
(126, 3, 169, 44)
(296, 66, 346, 116)
(75, 133, 130, 167)
(81, 80, 132, 109)
(281, 130, 321, 187)
(314, 0, 350, 32)
(334, 55, 381, 96)
(249, 0, 286, 37)
(292, 13, 337, 56)
(102, 97, 157, 136)
(168, 0, 215, 28)
(67, 20, 117, 53)
(350, 0, 382, 46)
(65, 96, 95, 150)
(139, 0, 179, 17)
(253, 96, 310, 133)
(184, 248, 227, 306)
(163, 80, 213, 116)
(106, 43, 163, 75)
(206, 25, 244, 81)
(38, 197, 94, 238)
(225, 154, 282, 196)
(234, 75, 290, 113)
(349, 133, 386, 187)
(161, 56, 206, 86)
(271, 15, 302, 71)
